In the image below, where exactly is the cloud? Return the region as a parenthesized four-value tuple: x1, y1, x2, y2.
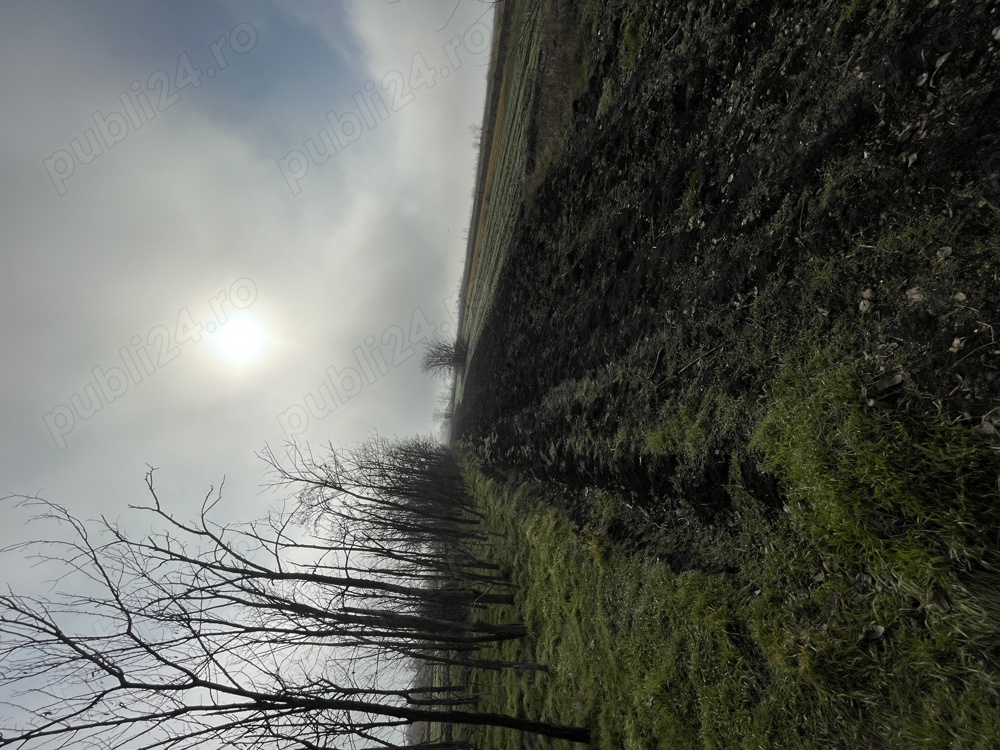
(0, 0, 491, 565)
(266, 0, 361, 72)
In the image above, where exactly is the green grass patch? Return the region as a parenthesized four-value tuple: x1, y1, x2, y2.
(459, 466, 757, 750)
(619, 1, 652, 74)
(453, 395, 1000, 748)
(752, 342, 1000, 652)
(682, 166, 704, 215)
(596, 80, 614, 119)
(570, 0, 603, 103)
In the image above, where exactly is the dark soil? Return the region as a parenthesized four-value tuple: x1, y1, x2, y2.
(456, 0, 1000, 571)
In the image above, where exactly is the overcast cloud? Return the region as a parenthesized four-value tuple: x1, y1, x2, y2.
(0, 0, 491, 574)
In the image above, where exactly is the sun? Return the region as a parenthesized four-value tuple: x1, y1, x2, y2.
(214, 317, 264, 365)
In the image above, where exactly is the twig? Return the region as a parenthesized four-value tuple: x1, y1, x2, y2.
(653, 343, 725, 389)
(676, 342, 725, 375)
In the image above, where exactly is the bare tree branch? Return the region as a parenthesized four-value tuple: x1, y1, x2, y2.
(0, 440, 589, 748)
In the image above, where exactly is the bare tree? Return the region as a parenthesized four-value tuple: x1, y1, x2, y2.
(0, 456, 589, 749)
(432, 391, 456, 434)
(420, 338, 468, 379)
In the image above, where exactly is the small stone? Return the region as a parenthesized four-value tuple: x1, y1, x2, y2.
(937, 245, 953, 260)
(906, 287, 925, 303)
(859, 299, 872, 313)
(976, 420, 999, 439)
(954, 291, 967, 302)
(877, 372, 904, 390)
(860, 625, 886, 642)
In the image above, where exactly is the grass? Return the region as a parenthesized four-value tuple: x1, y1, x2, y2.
(449, 0, 1000, 745)
(751, 343, 1000, 656)
(454, 391, 1000, 747)
(459, 0, 548, 379)
(619, 0, 653, 75)
(457, 469, 708, 750)
(760, 353, 974, 565)
(570, 0, 602, 102)
(452, 203, 1000, 749)
(596, 80, 614, 119)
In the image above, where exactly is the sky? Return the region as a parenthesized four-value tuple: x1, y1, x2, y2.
(0, 0, 492, 572)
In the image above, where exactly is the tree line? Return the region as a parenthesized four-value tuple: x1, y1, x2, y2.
(0, 435, 587, 749)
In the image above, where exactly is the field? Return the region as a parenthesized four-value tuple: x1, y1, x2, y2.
(455, 0, 597, 401)
(446, 0, 1000, 747)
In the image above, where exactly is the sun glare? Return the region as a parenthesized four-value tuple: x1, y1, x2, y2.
(215, 318, 264, 365)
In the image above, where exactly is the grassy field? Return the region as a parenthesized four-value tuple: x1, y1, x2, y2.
(457, 1, 547, 377)
(456, 0, 601, 405)
(455, 455, 1000, 749)
(446, 0, 1000, 746)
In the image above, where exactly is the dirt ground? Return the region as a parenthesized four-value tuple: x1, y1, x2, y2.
(455, 0, 1000, 567)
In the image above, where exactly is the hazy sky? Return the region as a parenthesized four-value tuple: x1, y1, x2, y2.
(0, 0, 491, 565)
